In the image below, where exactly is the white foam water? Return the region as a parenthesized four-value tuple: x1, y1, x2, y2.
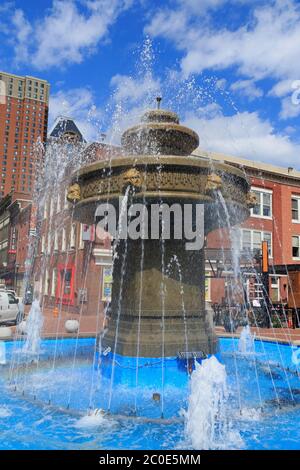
(239, 407, 262, 421)
(23, 299, 43, 355)
(0, 406, 12, 418)
(0, 341, 6, 365)
(238, 325, 255, 354)
(185, 356, 242, 450)
(74, 409, 112, 429)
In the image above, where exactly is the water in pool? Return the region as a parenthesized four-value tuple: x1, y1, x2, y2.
(1, 336, 300, 450)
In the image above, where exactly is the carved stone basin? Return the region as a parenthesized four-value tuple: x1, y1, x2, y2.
(68, 155, 250, 234)
(67, 108, 251, 358)
(122, 109, 199, 156)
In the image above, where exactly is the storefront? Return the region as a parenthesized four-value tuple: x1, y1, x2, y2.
(56, 264, 76, 306)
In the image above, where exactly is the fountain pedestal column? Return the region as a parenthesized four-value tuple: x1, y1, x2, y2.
(103, 238, 216, 357)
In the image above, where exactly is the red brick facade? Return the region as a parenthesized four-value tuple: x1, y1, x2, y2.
(0, 72, 49, 198)
(33, 141, 118, 317)
(206, 160, 300, 307)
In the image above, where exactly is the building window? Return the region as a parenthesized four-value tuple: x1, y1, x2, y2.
(292, 196, 300, 222)
(41, 235, 45, 253)
(64, 189, 68, 209)
(70, 224, 76, 249)
(56, 193, 61, 213)
(251, 187, 272, 218)
(47, 234, 51, 254)
(61, 228, 67, 252)
(51, 269, 57, 297)
(292, 236, 300, 258)
(49, 198, 54, 218)
(242, 229, 272, 256)
(79, 224, 84, 249)
(43, 199, 48, 219)
(270, 276, 280, 302)
(54, 230, 58, 251)
(44, 269, 50, 295)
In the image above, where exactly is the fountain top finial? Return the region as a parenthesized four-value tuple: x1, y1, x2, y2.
(121, 105, 199, 156)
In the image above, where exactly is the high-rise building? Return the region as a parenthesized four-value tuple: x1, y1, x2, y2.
(0, 72, 49, 198)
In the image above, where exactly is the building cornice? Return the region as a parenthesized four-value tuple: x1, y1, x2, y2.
(193, 149, 300, 187)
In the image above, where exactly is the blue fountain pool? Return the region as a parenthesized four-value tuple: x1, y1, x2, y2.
(0, 337, 300, 450)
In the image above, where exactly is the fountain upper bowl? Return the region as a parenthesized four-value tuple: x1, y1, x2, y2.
(121, 109, 199, 156)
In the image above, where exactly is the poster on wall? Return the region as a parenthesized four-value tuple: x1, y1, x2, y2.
(102, 266, 113, 302)
(205, 272, 210, 302)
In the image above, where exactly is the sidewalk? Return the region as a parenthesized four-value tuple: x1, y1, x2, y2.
(20, 306, 103, 339)
(14, 307, 300, 345)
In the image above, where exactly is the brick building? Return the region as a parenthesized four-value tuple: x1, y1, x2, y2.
(34, 119, 118, 316)
(33, 143, 300, 318)
(2, 105, 298, 317)
(0, 71, 49, 295)
(0, 191, 33, 293)
(193, 149, 300, 309)
(0, 71, 49, 198)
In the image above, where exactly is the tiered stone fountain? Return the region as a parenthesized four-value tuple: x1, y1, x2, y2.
(67, 103, 251, 358)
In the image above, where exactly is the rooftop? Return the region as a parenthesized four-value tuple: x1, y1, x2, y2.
(49, 116, 85, 142)
(0, 71, 49, 83)
(193, 148, 300, 182)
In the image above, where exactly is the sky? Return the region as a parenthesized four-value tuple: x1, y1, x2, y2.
(0, 0, 300, 168)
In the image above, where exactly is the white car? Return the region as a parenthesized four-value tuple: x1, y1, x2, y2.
(5, 289, 22, 304)
(0, 291, 22, 325)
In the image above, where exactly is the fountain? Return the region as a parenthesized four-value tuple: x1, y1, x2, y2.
(2, 102, 300, 448)
(0, 342, 6, 365)
(22, 298, 43, 355)
(67, 103, 251, 361)
(185, 356, 231, 450)
(238, 325, 255, 355)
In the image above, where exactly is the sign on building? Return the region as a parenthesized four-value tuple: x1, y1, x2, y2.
(9, 227, 17, 254)
(102, 266, 113, 302)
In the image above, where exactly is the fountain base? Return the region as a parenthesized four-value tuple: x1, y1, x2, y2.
(101, 239, 217, 357)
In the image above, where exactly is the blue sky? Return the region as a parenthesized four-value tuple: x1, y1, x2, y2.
(0, 0, 300, 168)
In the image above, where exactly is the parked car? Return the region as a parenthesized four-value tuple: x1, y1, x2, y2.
(4, 289, 22, 304)
(0, 291, 23, 325)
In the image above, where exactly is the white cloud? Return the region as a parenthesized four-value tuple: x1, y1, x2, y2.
(215, 78, 227, 90)
(230, 79, 263, 100)
(11, 0, 132, 69)
(268, 79, 294, 98)
(49, 87, 102, 141)
(110, 73, 161, 105)
(146, 0, 300, 83)
(0, 2, 15, 35)
(145, 0, 227, 38)
(106, 72, 161, 143)
(279, 96, 300, 120)
(184, 110, 300, 168)
(11, 9, 32, 64)
(284, 125, 297, 134)
(268, 79, 300, 119)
